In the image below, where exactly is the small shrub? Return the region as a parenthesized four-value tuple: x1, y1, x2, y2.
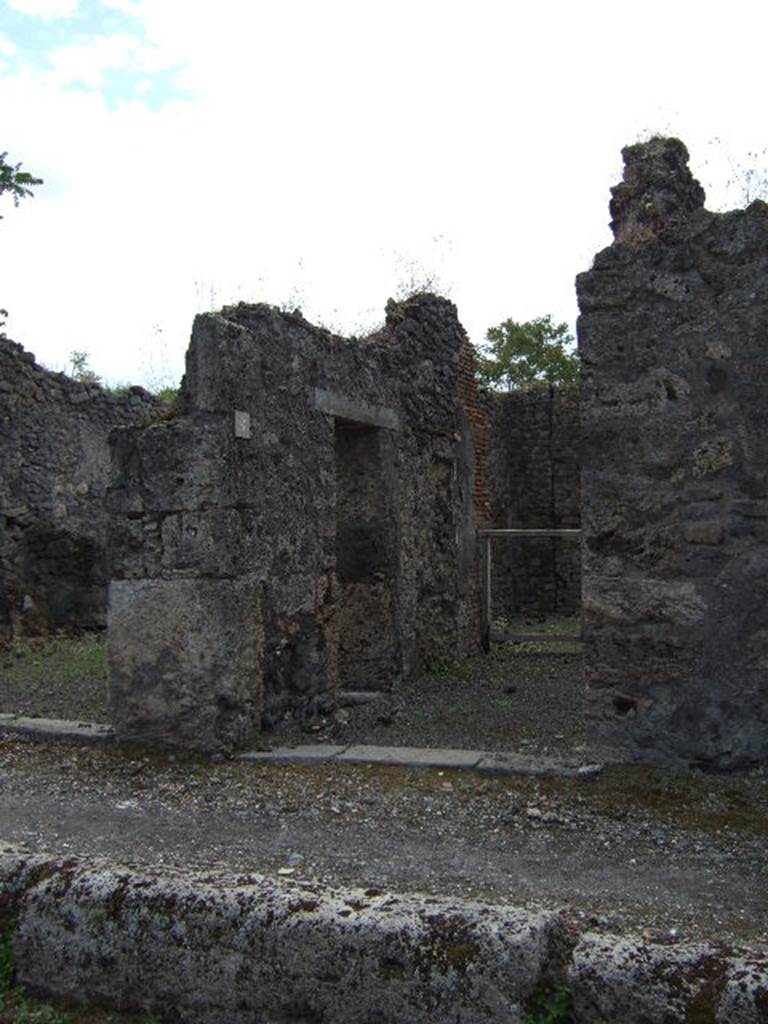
(523, 985, 574, 1024)
(153, 386, 178, 406)
(0, 918, 16, 998)
(103, 383, 133, 398)
(68, 352, 101, 386)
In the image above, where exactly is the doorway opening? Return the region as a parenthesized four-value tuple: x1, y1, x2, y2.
(478, 527, 582, 650)
(334, 419, 399, 692)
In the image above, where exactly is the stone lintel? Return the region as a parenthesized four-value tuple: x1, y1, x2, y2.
(313, 388, 399, 431)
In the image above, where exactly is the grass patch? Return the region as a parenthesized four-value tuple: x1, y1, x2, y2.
(0, 919, 15, 997)
(422, 655, 475, 681)
(0, 634, 108, 720)
(1, 635, 106, 690)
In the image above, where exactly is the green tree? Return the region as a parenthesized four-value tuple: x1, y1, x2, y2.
(1, 151, 43, 337)
(0, 152, 43, 216)
(475, 315, 579, 390)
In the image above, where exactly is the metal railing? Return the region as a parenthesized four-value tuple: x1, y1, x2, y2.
(478, 528, 582, 651)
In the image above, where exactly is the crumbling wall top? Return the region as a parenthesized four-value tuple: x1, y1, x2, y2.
(609, 136, 706, 244)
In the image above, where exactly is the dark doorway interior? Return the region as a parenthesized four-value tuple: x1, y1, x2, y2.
(334, 420, 399, 691)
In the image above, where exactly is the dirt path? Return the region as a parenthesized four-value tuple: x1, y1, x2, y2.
(1, 734, 766, 951)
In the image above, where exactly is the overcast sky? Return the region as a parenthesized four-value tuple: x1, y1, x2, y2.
(1, 0, 766, 389)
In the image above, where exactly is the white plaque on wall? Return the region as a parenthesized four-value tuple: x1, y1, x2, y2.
(234, 410, 251, 439)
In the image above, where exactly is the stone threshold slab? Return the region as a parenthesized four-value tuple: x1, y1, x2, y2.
(0, 716, 602, 777)
(0, 713, 115, 745)
(239, 743, 601, 777)
(238, 744, 348, 764)
(337, 744, 485, 768)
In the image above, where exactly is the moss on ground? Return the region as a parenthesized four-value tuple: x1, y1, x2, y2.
(1, 635, 106, 689)
(0, 635, 107, 721)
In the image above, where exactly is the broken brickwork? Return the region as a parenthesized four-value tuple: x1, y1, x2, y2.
(0, 337, 163, 642)
(107, 294, 489, 753)
(578, 137, 768, 769)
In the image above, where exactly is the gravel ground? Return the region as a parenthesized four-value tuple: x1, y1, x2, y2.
(0, 630, 587, 756)
(273, 643, 587, 756)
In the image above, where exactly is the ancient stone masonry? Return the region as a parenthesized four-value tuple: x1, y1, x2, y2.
(107, 294, 489, 753)
(485, 386, 580, 618)
(578, 136, 768, 769)
(0, 337, 163, 642)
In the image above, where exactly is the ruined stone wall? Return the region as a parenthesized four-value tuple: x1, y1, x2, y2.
(0, 337, 162, 642)
(485, 387, 580, 619)
(578, 137, 768, 769)
(390, 297, 490, 668)
(107, 294, 488, 752)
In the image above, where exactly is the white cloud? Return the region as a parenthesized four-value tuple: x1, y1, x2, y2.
(0, 34, 18, 56)
(47, 32, 155, 87)
(8, 0, 78, 17)
(100, 0, 142, 14)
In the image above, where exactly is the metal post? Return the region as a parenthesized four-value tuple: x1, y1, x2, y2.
(480, 533, 491, 653)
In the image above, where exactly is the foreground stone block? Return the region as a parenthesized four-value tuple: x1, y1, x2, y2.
(1, 847, 559, 1024)
(107, 576, 262, 754)
(570, 932, 768, 1024)
(1, 846, 765, 1024)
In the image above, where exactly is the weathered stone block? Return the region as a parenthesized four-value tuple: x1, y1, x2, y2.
(570, 932, 768, 1024)
(107, 576, 263, 753)
(128, 418, 237, 514)
(3, 848, 560, 1024)
(159, 509, 253, 577)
